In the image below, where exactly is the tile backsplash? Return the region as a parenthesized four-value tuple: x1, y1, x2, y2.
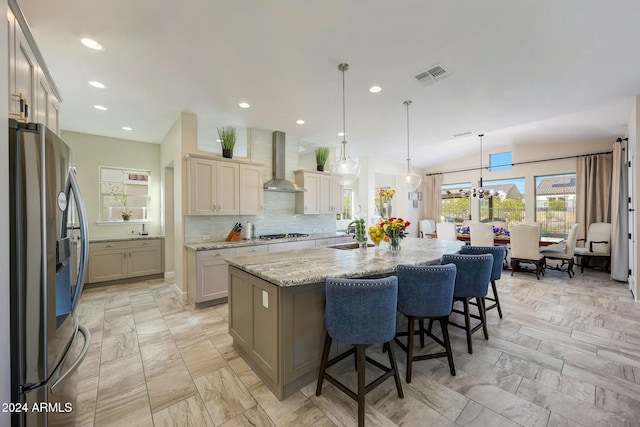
(184, 192, 336, 243)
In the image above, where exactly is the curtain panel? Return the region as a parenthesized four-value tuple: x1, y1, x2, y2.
(611, 140, 629, 281)
(576, 153, 613, 240)
(423, 175, 442, 222)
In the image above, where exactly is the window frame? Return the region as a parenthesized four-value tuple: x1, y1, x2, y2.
(99, 166, 151, 223)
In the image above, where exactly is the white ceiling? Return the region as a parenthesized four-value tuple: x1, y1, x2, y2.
(18, 0, 640, 168)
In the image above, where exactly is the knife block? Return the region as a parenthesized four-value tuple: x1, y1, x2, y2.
(225, 229, 242, 242)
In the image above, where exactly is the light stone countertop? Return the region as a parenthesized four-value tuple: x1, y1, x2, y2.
(226, 237, 464, 287)
(184, 232, 350, 251)
(89, 235, 165, 243)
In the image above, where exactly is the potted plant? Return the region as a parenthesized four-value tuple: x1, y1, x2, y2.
(111, 185, 133, 221)
(218, 126, 237, 158)
(315, 146, 330, 171)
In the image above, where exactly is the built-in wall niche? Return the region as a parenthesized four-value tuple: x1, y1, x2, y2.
(99, 166, 150, 222)
(197, 124, 250, 159)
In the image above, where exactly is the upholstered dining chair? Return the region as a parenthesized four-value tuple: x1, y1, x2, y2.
(509, 223, 545, 279)
(436, 222, 457, 241)
(460, 245, 507, 318)
(540, 223, 580, 277)
(395, 263, 457, 383)
(419, 219, 436, 238)
(316, 277, 403, 427)
(441, 253, 493, 354)
(574, 222, 612, 273)
(470, 223, 494, 246)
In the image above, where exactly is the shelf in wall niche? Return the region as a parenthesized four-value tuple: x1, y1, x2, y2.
(96, 220, 152, 225)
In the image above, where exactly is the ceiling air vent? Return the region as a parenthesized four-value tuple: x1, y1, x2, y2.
(414, 65, 449, 86)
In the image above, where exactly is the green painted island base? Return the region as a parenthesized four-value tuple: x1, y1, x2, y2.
(228, 265, 378, 400)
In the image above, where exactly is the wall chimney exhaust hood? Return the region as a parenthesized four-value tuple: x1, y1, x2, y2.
(263, 131, 306, 192)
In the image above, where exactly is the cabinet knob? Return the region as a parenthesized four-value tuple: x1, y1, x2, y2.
(104, 244, 112, 248)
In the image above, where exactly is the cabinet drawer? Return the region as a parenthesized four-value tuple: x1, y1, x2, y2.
(197, 248, 236, 263)
(235, 245, 269, 256)
(90, 241, 129, 251)
(128, 239, 161, 250)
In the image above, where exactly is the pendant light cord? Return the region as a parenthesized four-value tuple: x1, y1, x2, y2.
(479, 133, 484, 185)
(405, 100, 411, 161)
(339, 63, 348, 143)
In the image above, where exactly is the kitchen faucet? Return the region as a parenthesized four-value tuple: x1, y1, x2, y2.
(346, 221, 356, 235)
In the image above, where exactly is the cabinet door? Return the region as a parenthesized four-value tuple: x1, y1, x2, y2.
(88, 248, 128, 283)
(295, 172, 320, 214)
(250, 276, 279, 383)
(128, 241, 162, 277)
(216, 161, 240, 215)
(331, 176, 343, 215)
(197, 258, 229, 302)
(13, 19, 36, 122)
(319, 174, 332, 214)
(189, 158, 217, 215)
(48, 93, 60, 135)
(239, 164, 264, 215)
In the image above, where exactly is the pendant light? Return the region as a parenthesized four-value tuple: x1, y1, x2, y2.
(471, 133, 494, 198)
(403, 100, 422, 192)
(331, 63, 360, 185)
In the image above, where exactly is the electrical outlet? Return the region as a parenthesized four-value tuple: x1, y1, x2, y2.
(202, 234, 211, 241)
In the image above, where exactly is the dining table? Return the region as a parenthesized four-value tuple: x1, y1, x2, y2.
(452, 234, 564, 246)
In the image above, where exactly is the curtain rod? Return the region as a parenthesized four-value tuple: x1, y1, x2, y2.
(424, 149, 615, 177)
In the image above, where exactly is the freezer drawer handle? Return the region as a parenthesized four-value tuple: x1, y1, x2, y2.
(51, 324, 91, 392)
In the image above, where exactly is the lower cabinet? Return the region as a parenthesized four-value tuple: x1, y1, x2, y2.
(187, 248, 236, 305)
(88, 239, 164, 283)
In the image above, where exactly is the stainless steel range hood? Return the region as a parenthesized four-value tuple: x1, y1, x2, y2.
(263, 131, 306, 192)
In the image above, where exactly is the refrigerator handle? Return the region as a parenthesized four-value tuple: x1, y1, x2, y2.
(68, 168, 89, 312)
(50, 324, 90, 392)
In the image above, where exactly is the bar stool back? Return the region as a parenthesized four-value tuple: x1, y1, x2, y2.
(316, 277, 403, 427)
(460, 245, 507, 318)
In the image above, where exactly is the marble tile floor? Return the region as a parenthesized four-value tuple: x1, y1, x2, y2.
(74, 268, 640, 427)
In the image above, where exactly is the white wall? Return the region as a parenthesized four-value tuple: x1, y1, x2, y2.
(629, 96, 639, 301)
(1, 1, 11, 422)
(61, 131, 162, 239)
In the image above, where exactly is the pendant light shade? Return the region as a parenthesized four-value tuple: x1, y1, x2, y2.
(331, 63, 360, 185)
(471, 133, 494, 198)
(403, 100, 422, 192)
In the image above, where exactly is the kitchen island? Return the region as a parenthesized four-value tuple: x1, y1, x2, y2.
(226, 237, 464, 400)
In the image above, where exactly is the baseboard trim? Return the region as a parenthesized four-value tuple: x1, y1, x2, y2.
(164, 271, 175, 279)
(172, 282, 187, 301)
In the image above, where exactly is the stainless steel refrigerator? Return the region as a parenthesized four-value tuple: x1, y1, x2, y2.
(9, 120, 90, 427)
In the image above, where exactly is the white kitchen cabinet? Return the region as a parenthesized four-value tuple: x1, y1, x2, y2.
(235, 245, 269, 256)
(295, 170, 341, 215)
(315, 236, 354, 247)
(268, 240, 316, 253)
(187, 248, 236, 305)
(188, 157, 240, 215)
(88, 239, 164, 283)
(7, 4, 62, 130)
(239, 164, 264, 215)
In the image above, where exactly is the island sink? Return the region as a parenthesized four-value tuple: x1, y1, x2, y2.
(327, 242, 374, 250)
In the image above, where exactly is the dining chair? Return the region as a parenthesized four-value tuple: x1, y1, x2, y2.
(441, 253, 493, 354)
(470, 223, 494, 246)
(574, 222, 612, 273)
(436, 222, 457, 241)
(460, 245, 507, 318)
(419, 219, 436, 238)
(395, 263, 457, 382)
(509, 223, 545, 279)
(316, 277, 403, 427)
(540, 223, 580, 277)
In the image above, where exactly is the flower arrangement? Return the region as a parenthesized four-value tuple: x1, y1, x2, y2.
(378, 217, 411, 254)
(377, 188, 395, 218)
(456, 225, 510, 236)
(378, 189, 395, 203)
(110, 185, 132, 219)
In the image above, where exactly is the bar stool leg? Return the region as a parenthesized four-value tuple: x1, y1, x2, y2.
(478, 297, 489, 340)
(384, 341, 404, 398)
(419, 319, 425, 348)
(491, 280, 503, 318)
(406, 317, 415, 383)
(439, 317, 456, 376)
(356, 344, 366, 427)
(462, 298, 473, 354)
(316, 333, 332, 396)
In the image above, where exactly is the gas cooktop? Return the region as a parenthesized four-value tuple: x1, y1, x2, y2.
(258, 233, 309, 240)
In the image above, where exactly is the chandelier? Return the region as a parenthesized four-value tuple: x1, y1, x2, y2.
(470, 133, 494, 198)
(403, 100, 422, 192)
(331, 63, 360, 185)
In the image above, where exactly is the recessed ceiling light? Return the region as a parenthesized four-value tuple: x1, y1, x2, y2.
(296, 119, 305, 125)
(338, 132, 345, 136)
(93, 105, 107, 111)
(81, 38, 103, 50)
(88, 81, 106, 89)
(121, 126, 132, 131)
(238, 102, 250, 109)
(369, 85, 382, 93)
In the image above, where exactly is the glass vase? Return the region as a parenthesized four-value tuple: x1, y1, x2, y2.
(389, 236, 401, 256)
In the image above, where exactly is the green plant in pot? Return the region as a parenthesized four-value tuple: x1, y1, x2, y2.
(218, 126, 237, 158)
(315, 146, 330, 172)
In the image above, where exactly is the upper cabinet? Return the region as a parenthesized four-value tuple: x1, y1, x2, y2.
(294, 170, 343, 215)
(7, 2, 62, 133)
(187, 155, 264, 216)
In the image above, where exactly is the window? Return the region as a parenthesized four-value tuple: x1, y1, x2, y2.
(490, 152, 512, 172)
(479, 178, 526, 224)
(441, 183, 471, 224)
(342, 189, 353, 220)
(100, 167, 150, 221)
(535, 173, 576, 236)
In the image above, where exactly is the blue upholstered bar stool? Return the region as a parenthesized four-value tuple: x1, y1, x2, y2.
(460, 245, 507, 318)
(316, 277, 403, 427)
(441, 253, 493, 354)
(395, 264, 457, 383)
